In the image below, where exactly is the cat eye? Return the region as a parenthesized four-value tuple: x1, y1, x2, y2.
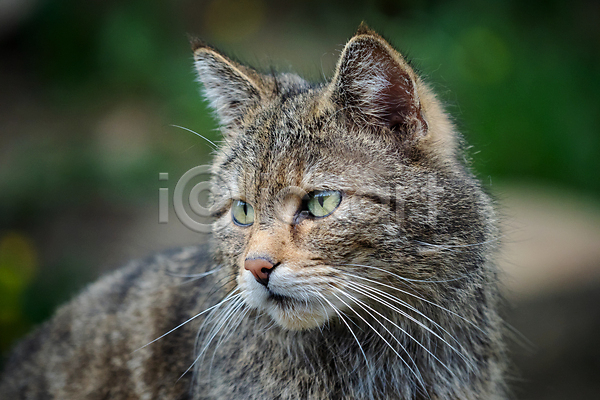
(231, 200, 255, 226)
(306, 190, 342, 218)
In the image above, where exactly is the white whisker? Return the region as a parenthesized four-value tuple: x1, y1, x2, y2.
(414, 236, 501, 250)
(134, 291, 239, 353)
(165, 267, 221, 279)
(170, 124, 218, 150)
(339, 263, 469, 284)
(317, 293, 370, 369)
(192, 290, 242, 368)
(186, 295, 245, 381)
(339, 282, 459, 376)
(328, 290, 426, 390)
(344, 280, 475, 371)
(342, 272, 484, 333)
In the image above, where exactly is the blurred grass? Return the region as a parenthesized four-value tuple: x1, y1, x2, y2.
(7, 0, 600, 197)
(0, 0, 598, 368)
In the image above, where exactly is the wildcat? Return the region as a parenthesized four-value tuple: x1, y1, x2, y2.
(0, 25, 507, 399)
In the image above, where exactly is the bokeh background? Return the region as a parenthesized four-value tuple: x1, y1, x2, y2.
(1, 0, 599, 398)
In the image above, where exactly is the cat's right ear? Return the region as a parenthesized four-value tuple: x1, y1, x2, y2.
(327, 27, 428, 140)
(192, 41, 266, 127)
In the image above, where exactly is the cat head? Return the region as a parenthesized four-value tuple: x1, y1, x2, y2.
(193, 26, 492, 331)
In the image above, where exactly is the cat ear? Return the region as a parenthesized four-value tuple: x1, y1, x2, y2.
(193, 41, 267, 126)
(329, 26, 427, 136)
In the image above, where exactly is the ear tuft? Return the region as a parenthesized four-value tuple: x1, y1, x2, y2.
(189, 35, 207, 53)
(330, 29, 427, 137)
(193, 45, 265, 127)
(356, 22, 375, 36)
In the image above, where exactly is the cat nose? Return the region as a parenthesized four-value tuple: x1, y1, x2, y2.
(244, 258, 276, 286)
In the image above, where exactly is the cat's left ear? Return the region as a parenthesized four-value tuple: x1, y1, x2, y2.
(193, 41, 268, 126)
(328, 26, 428, 137)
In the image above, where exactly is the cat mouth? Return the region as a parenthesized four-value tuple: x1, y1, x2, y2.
(241, 271, 334, 329)
(262, 289, 331, 330)
(265, 288, 320, 312)
(266, 290, 289, 303)
(266, 289, 305, 309)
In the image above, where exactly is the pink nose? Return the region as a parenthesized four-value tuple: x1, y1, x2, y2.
(244, 258, 275, 286)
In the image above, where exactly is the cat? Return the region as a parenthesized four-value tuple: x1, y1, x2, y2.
(0, 25, 507, 399)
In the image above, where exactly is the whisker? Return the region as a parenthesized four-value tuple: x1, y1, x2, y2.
(414, 236, 502, 251)
(340, 282, 460, 375)
(196, 295, 243, 357)
(339, 263, 469, 284)
(186, 295, 245, 381)
(170, 124, 218, 150)
(341, 272, 485, 333)
(328, 290, 426, 389)
(343, 280, 475, 371)
(213, 299, 247, 350)
(206, 275, 238, 300)
(193, 290, 241, 359)
(134, 290, 240, 353)
(208, 299, 249, 374)
(165, 267, 221, 279)
(317, 293, 370, 369)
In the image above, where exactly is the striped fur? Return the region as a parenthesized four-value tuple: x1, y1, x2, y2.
(0, 26, 507, 399)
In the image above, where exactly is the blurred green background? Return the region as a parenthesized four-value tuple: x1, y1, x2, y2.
(1, 0, 599, 398)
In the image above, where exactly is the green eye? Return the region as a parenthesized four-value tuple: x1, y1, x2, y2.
(231, 200, 254, 226)
(307, 190, 342, 218)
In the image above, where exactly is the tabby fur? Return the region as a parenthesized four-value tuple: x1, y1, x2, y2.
(0, 25, 507, 399)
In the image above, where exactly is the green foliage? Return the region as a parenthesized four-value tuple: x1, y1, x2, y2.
(1, 0, 598, 363)
(14, 0, 600, 195)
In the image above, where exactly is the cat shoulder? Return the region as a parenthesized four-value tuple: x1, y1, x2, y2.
(0, 246, 213, 399)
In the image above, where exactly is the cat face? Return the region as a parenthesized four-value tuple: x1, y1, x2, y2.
(209, 95, 406, 330)
(194, 27, 490, 331)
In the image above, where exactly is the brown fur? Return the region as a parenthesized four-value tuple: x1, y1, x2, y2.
(0, 26, 507, 399)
